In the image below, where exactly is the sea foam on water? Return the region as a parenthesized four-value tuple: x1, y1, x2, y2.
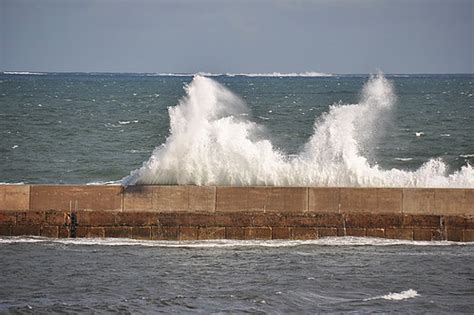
(122, 74, 474, 187)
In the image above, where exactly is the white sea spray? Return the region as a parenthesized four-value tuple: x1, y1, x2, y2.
(122, 74, 474, 187)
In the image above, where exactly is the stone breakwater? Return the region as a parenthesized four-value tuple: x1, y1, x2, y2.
(0, 185, 473, 242)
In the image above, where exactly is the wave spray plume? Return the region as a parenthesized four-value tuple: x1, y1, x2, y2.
(122, 74, 473, 187)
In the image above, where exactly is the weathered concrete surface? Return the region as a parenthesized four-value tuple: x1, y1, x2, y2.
(0, 185, 30, 211)
(340, 188, 402, 214)
(30, 185, 122, 211)
(123, 186, 215, 212)
(433, 189, 472, 215)
(402, 188, 474, 216)
(0, 185, 473, 241)
(216, 187, 307, 212)
(308, 188, 340, 213)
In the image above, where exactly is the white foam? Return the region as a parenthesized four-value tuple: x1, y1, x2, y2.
(394, 157, 413, 161)
(228, 71, 333, 77)
(0, 236, 469, 247)
(460, 154, 474, 158)
(118, 121, 131, 125)
(128, 149, 150, 153)
(3, 71, 47, 75)
(149, 72, 222, 77)
(147, 72, 332, 77)
(196, 72, 223, 77)
(146, 73, 190, 77)
(104, 123, 122, 128)
(122, 74, 474, 188)
(86, 181, 121, 185)
(364, 289, 419, 301)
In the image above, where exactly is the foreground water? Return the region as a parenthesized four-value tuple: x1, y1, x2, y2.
(0, 72, 473, 186)
(0, 237, 473, 313)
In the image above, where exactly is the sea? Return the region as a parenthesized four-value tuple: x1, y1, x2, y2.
(0, 71, 473, 313)
(0, 238, 473, 313)
(0, 72, 473, 186)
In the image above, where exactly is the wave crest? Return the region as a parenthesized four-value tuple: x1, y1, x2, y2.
(122, 74, 473, 187)
(364, 289, 419, 301)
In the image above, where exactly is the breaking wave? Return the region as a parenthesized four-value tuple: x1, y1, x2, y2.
(2, 71, 47, 75)
(0, 237, 467, 247)
(122, 74, 474, 187)
(364, 289, 419, 301)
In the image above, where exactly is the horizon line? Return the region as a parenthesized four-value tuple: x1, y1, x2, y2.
(2, 70, 473, 76)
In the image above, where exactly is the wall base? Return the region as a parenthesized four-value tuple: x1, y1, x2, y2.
(1, 210, 473, 242)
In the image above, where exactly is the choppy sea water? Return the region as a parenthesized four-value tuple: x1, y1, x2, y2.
(0, 237, 473, 313)
(0, 72, 473, 186)
(1, 73, 473, 313)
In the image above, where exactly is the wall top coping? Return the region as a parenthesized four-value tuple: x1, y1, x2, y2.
(1, 184, 472, 190)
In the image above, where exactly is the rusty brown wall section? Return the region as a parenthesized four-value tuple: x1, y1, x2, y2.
(0, 185, 473, 241)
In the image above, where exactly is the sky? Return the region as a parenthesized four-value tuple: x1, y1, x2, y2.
(1, 0, 473, 74)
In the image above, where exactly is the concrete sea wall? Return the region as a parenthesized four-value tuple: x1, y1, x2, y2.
(0, 185, 473, 241)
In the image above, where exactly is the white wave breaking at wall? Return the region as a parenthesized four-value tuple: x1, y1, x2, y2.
(122, 74, 474, 187)
(0, 237, 467, 247)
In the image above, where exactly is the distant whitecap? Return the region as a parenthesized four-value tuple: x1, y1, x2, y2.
(394, 157, 413, 161)
(3, 71, 46, 75)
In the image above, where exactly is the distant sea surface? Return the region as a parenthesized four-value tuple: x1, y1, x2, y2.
(0, 72, 473, 186)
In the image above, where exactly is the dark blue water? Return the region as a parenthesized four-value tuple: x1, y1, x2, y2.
(0, 238, 473, 313)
